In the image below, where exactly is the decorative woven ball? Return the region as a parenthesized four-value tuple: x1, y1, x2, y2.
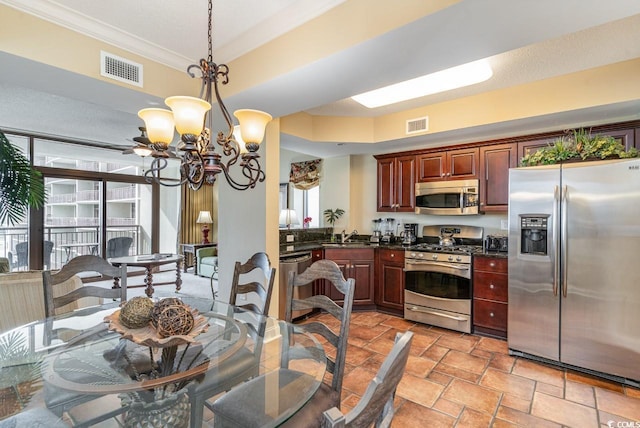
(119, 296, 154, 329)
(151, 297, 185, 327)
(156, 304, 194, 338)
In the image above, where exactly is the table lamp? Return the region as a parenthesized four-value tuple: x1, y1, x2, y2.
(279, 209, 299, 229)
(196, 211, 213, 244)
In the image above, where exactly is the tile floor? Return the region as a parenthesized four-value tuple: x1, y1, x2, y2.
(81, 272, 640, 427)
(304, 310, 640, 428)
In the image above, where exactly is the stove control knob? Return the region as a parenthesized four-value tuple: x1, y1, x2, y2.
(418, 253, 424, 258)
(456, 256, 462, 262)
(447, 255, 453, 261)
(432, 254, 438, 260)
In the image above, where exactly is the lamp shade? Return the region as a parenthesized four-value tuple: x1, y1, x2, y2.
(138, 108, 175, 146)
(233, 109, 272, 145)
(196, 211, 213, 224)
(165, 96, 211, 136)
(132, 145, 153, 157)
(232, 125, 248, 154)
(279, 209, 299, 228)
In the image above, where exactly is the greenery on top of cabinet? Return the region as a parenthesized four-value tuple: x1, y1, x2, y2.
(520, 129, 638, 167)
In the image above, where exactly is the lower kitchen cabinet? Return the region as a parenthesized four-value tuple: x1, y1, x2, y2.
(473, 255, 508, 338)
(311, 249, 324, 294)
(324, 248, 375, 308)
(375, 248, 404, 315)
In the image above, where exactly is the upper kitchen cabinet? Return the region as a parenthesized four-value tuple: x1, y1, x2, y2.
(417, 148, 478, 182)
(375, 154, 415, 212)
(603, 128, 635, 150)
(517, 137, 555, 163)
(479, 143, 518, 212)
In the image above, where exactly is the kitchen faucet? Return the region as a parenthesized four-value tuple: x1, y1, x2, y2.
(341, 229, 358, 243)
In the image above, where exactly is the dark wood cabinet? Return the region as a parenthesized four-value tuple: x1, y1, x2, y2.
(517, 137, 555, 163)
(605, 128, 635, 150)
(376, 155, 415, 212)
(324, 248, 375, 308)
(375, 248, 404, 315)
(417, 148, 478, 182)
(479, 143, 518, 212)
(473, 256, 508, 338)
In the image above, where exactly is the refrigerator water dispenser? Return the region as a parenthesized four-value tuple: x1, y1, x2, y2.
(520, 215, 549, 255)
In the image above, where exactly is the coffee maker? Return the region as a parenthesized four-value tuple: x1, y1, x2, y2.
(401, 223, 418, 246)
(380, 218, 396, 244)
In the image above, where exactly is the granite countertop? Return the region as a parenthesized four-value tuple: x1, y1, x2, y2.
(475, 251, 509, 259)
(279, 241, 406, 255)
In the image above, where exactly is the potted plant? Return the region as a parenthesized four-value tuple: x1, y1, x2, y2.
(323, 208, 344, 242)
(0, 131, 46, 225)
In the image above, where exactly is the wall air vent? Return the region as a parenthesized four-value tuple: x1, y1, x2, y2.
(100, 51, 143, 87)
(406, 116, 429, 135)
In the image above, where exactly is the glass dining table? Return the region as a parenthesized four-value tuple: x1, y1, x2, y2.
(0, 296, 326, 427)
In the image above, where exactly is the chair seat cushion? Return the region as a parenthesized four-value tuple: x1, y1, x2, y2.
(211, 368, 334, 428)
(200, 256, 218, 266)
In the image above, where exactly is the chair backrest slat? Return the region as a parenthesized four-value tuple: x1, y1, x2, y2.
(285, 259, 355, 403)
(322, 331, 414, 428)
(42, 255, 127, 317)
(229, 252, 275, 316)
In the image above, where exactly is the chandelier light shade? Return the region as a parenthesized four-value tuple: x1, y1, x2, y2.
(233, 109, 273, 148)
(165, 96, 211, 136)
(131, 0, 272, 191)
(137, 108, 175, 150)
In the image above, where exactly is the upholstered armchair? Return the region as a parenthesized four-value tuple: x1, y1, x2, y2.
(196, 247, 218, 279)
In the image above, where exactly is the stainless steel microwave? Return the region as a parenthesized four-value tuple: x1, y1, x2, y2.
(415, 179, 479, 215)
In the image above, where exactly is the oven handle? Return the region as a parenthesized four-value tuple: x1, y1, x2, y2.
(406, 306, 467, 322)
(404, 261, 470, 271)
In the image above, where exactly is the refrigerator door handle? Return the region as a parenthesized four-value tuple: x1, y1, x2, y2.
(561, 185, 568, 297)
(553, 185, 560, 297)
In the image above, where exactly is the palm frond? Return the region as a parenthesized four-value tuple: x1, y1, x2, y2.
(0, 131, 46, 225)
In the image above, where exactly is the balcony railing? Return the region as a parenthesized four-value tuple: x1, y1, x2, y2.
(0, 225, 147, 270)
(48, 193, 77, 203)
(107, 185, 136, 200)
(76, 190, 99, 202)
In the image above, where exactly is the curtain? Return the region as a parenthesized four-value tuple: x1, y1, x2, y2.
(289, 159, 322, 190)
(180, 184, 215, 246)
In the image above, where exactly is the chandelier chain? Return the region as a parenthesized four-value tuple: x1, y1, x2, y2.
(207, 0, 213, 63)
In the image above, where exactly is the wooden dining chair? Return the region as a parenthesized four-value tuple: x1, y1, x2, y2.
(42, 254, 127, 318)
(322, 331, 413, 428)
(188, 252, 276, 428)
(211, 259, 356, 428)
(41, 255, 127, 426)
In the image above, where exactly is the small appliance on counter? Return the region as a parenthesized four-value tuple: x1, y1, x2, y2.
(371, 219, 383, 243)
(380, 218, 396, 244)
(485, 235, 508, 252)
(401, 223, 418, 246)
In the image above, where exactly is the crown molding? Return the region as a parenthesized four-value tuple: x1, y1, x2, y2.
(0, 0, 192, 71)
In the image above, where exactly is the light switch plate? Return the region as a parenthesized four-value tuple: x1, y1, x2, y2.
(286, 245, 294, 252)
(501, 220, 508, 230)
(286, 235, 294, 242)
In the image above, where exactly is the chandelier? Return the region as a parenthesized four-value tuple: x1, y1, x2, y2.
(135, 0, 272, 191)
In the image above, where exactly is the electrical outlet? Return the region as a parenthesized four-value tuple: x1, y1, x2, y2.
(501, 220, 508, 230)
(286, 235, 294, 242)
(286, 245, 294, 252)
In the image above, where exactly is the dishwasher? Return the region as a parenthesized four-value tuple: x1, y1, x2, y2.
(279, 251, 314, 320)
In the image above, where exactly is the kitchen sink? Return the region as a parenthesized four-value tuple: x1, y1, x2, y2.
(321, 242, 374, 248)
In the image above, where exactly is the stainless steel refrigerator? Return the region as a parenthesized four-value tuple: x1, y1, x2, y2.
(508, 158, 640, 385)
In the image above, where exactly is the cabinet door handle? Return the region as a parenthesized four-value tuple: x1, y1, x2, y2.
(390, 254, 394, 258)
(489, 284, 494, 289)
(489, 262, 496, 267)
(489, 312, 495, 317)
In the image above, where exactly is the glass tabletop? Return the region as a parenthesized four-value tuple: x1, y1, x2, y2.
(0, 297, 327, 427)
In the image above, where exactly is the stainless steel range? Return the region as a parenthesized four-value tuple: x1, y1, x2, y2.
(404, 225, 483, 333)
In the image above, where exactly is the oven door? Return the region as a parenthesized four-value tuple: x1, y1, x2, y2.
(404, 260, 472, 332)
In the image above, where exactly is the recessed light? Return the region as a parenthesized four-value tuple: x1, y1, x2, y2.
(352, 59, 493, 108)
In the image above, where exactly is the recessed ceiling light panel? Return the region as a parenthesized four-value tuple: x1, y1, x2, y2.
(352, 59, 493, 108)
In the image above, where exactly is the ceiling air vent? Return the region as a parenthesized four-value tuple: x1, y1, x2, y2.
(406, 116, 429, 135)
(100, 51, 143, 87)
